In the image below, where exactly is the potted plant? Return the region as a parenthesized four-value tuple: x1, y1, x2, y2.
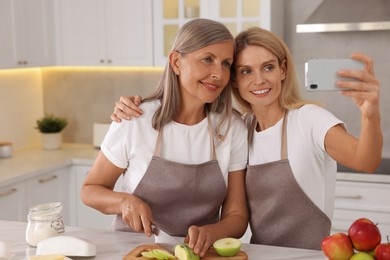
(36, 114, 68, 150)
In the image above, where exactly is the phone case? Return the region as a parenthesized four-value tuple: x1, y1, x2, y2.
(305, 59, 364, 91)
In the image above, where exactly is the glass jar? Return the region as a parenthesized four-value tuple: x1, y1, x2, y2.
(25, 202, 65, 247)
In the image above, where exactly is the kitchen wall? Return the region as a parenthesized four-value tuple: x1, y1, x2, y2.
(2, 1, 389, 157)
(41, 68, 163, 144)
(0, 69, 44, 149)
(285, 0, 390, 157)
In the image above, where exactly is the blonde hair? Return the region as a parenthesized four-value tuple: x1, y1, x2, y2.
(232, 27, 315, 114)
(145, 18, 235, 142)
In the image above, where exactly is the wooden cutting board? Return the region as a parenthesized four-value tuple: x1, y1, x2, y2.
(123, 244, 248, 260)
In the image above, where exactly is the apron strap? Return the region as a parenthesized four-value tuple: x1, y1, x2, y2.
(154, 116, 217, 161)
(154, 127, 163, 157)
(249, 110, 288, 160)
(280, 110, 288, 160)
(207, 116, 217, 161)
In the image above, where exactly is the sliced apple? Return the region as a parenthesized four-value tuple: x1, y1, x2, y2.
(152, 249, 176, 259)
(141, 251, 155, 259)
(213, 237, 241, 257)
(175, 245, 190, 260)
(174, 245, 199, 260)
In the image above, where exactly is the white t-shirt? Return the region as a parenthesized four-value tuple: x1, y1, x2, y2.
(101, 100, 248, 194)
(249, 104, 344, 219)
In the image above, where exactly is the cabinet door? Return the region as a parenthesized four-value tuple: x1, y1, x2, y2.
(206, 0, 284, 36)
(60, 0, 153, 66)
(74, 165, 124, 229)
(105, 0, 153, 66)
(25, 167, 72, 225)
(0, 182, 26, 221)
(60, 0, 106, 65)
(0, 0, 19, 68)
(0, 0, 54, 69)
(152, 0, 195, 67)
(17, 0, 54, 67)
(152, 0, 284, 66)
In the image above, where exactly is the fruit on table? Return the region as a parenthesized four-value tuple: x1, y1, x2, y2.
(375, 236, 390, 260)
(348, 218, 381, 251)
(349, 251, 375, 260)
(213, 237, 242, 257)
(174, 244, 200, 260)
(321, 233, 354, 260)
(141, 248, 175, 259)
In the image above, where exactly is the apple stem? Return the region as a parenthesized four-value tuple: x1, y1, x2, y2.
(387, 235, 389, 243)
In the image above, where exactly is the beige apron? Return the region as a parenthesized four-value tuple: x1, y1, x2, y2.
(112, 117, 227, 236)
(246, 112, 331, 250)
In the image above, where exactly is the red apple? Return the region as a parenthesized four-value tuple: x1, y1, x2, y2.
(348, 218, 381, 251)
(321, 233, 354, 260)
(375, 236, 390, 260)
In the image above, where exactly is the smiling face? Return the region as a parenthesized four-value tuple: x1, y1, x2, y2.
(171, 41, 234, 106)
(235, 45, 286, 112)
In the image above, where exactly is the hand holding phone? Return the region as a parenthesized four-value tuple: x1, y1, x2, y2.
(305, 59, 364, 91)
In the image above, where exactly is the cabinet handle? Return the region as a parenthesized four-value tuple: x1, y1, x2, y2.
(23, 61, 28, 65)
(18, 61, 23, 65)
(107, 59, 112, 63)
(335, 195, 362, 200)
(100, 59, 105, 63)
(38, 175, 57, 183)
(0, 188, 17, 197)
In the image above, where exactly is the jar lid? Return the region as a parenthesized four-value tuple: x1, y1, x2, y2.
(28, 202, 63, 221)
(0, 142, 12, 146)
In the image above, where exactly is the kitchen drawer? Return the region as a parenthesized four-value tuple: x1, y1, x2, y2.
(332, 209, 390, 242)
(335, 181, 390, 212)
(0, 182, 26, 221)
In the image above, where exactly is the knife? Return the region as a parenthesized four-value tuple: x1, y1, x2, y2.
(151, 224, 187, 253)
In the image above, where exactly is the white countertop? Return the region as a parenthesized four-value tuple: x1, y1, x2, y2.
(0, 144, 99, 186)
(1, 143, 390, 186)
(0, 220, 327, 259)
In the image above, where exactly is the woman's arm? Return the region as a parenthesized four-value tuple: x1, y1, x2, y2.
(81, 151, 154, 236)
(185, 169, 248, 257)
(325, 53, 382, 172)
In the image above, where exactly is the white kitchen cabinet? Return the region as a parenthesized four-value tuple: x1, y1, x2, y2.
(25, 167, 72, 225)
(0, 0, 54, 69)
(332, 178, 390, 242)
(0, 182, 26, 221)
(152, 0, 284, 66)
(73, 165, 124, 229)
(59, 0, 153, 66)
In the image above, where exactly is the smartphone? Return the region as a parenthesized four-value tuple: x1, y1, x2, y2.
(305, 59, 364, 91)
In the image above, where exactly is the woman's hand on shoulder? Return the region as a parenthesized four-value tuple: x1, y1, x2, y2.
(337, 52, 380, 119)
(111, 95, 144, 122)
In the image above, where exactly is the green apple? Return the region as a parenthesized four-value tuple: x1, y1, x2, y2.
(141, 251, 155, 259)
(152, 249, 176, 259)
(174, 245, 200, 260)
(213, 237, 241, 257)
(350, 251, 375, 260)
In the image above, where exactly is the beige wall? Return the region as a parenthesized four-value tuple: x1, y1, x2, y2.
(0, 69, 44, 149)
(41, 67, 163, 144)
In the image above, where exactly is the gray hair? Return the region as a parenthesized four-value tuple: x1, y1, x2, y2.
(145, 18, 235, 142)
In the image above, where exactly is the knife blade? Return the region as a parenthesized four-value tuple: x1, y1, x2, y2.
(151, 224, 187, 253)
